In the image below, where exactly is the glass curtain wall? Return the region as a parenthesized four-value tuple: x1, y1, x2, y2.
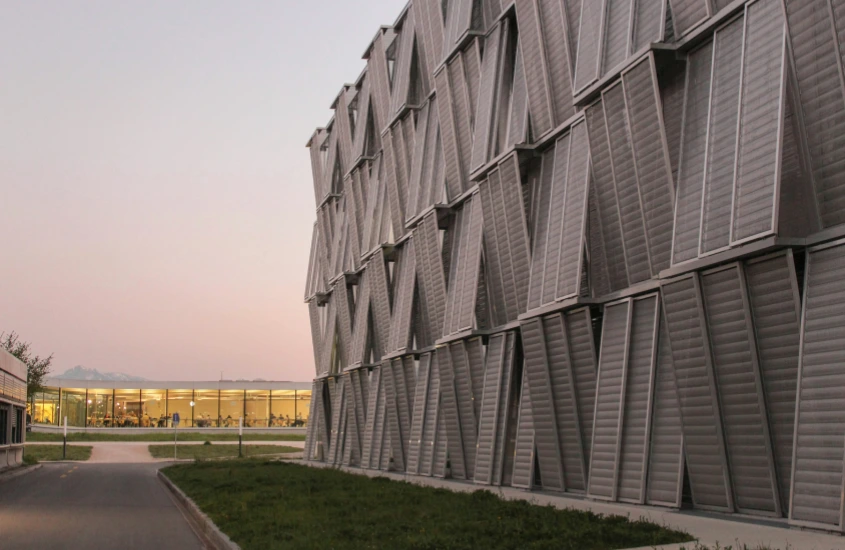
(88, 389, 114, 427)
(114, 390, 141, 427)
(296, 390, 311, 426)
(141, 390, 166, 427)
(194, 390, 219, 427)
(61, 389, 87, 427)
(31, 389, 60, 425)
(167, 390, 193, 428)
(219, 390, 244, 427)
(245, 390, 269, 427)
(271, 390, 296, 426)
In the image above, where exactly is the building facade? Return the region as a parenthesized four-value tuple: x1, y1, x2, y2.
(303, 0, 845, 532)
(32, 379, 311, 429)
(1, 349, 27, 469)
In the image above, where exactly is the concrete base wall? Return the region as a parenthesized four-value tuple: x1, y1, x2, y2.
(31, 424, 306, 436)
(0, 446, 24, 470)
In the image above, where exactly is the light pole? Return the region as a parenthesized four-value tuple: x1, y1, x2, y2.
(174, 401, 195, 460)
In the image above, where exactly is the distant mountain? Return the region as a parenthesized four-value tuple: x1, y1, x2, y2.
(56, 365, 148, 382)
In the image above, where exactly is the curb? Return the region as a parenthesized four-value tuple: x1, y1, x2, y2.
(0, 463, 42, 483)
(157, 469, 240, 550)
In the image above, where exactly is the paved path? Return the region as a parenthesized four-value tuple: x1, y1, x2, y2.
(0, 463, 204, 549)
(31, 440, 304, 463)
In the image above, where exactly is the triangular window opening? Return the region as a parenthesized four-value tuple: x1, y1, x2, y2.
(347, 95, 358, 139)
(408, 38, 425, 106)
(386, 39, 398, 90)
(364, 103, 379, 157)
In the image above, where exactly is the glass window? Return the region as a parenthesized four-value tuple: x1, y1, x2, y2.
(114, 389, 141, 428)
(0, 406, 7, 445)
(60, 388, 87, 428)
(88, 389, 114, 427)
(219, 390, 244, 428)
(32, 389, 60, 426)
(193, 390, 219, 427)
(245, 390, 269, 428)
(167, 389, 193, 428)
(141, 390, 166, 427)
(296, 390, 311, 427)
(271, 390, 296, 427)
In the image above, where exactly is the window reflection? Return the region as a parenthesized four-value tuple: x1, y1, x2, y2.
(61, 389, 87, 428)
(167, 389, 193, 428)
(88, 389, 114, 427)
(142, 390, 166, 427)
(219, 390, 243, 427)
(194, 390, 219, 427)
(245, 390, 269, 427)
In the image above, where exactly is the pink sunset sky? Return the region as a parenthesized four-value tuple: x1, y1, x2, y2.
(0, 1, 405, 381)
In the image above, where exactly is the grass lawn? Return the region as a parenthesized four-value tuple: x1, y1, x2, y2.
(24, 444, 92, 462)
(149, 444, 300, 460)
(162, 460, 693, 550)
(28, 431, 305, 443)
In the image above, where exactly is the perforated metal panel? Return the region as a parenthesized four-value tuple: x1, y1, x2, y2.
(745, 252, 800, 514)
(521, 318, 565, 491)
(420, 351, 442, 476)
(667, 0, 708, 37)
(672, 42, 712, 265)
(514, 0, 554, 136)
(661, 275, 733, 511)
(475, 333, 506, 484)
(602, 0, 632, 76)
(382, 362, 405, 471)
(470, 22, 503, 173)
(511, 367, 536, 489)
(407, 353, 430, 474)
(701, 264, 779, 515)
(646, 312, 685, 507)
(573, 0, 604, 93)
(556, 120, 591, 299)
(588, 300, 631, 500)
(438, 344, 467, 478)
(790, 241, 845, 528)
(731, 0, 784, 243)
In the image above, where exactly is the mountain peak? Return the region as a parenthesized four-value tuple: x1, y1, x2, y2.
(57, 365, 148, 382)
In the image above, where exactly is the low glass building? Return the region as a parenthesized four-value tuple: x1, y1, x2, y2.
(1, 349, 27, 469)
(31, 378, 311, 429)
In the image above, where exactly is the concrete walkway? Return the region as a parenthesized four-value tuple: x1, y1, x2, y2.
(0, 463, 204, 549)
(298, 460, 844, 550)
(31, 440, 304, 463)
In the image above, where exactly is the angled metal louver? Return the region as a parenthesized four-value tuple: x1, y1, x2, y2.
(387, 238, 417, 354)
(701, 264, 780, 515)
(661, 275, 733, 511)
(469, 22, 504, 172)
(407, 353, 431, 474)
(361, 366, 382, 469)
(443, 193, 484, 335)
(646, 310, 685, 507)
(790, 240, 845, 529)
(382, 361, 406, 470)
(414, 213, 448, 346)
(745, 251, 801, 514)
(438, 343, 467, 478)
(588, 300, 631, 501)
(667, 0, 709, 38)
(511, 367, 536, 489)
(419, 351, 442, 475)
(303, 380, 320, 460)
(572, 0, 604, 94)
(474, 332, 506, 485)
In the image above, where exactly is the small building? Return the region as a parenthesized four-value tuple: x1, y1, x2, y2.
(0, 349, 27, 469)
(31, 378, 311, 430)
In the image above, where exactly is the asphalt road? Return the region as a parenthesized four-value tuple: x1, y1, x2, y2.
(0, 463, 205, 549)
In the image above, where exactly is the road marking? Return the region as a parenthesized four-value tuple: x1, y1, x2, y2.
(60, 474, 67, 478)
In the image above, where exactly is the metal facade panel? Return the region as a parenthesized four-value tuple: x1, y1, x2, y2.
(558, 121, 591, 299)
(418, 0, 444, 72)
(438, 344, 467, 478)
(368, 255, 392, 360)
(317, 380, 331, 460)
(328, 377, 345, 465)
(511, 368, 536, 489)
(604, 83, 652, 284)
(335, 283, 353, 367)
(520, 318, 566, 490)
(588, 300, 631, 500)
(475, 333, 507, 484)
(388, 239, 417, 354)
(542, 136, 570, 306)
(382, 127, 407, 238)
(745, 252, 800, 513)
(508, 42, 530, 148)
(732, 0, 784, 243)
(602, 0, 632, 75)
(419, 213, 448, 345)
(661, 275, 733, 511)
(351, 370, 367, 457)
(618, 295, 659, 504)
(565, 308, 598, 469)
(478, 172, 508, 324)
(470, 23, 502, 172)
(492, 332, 517, 485)
(450, 340, 480, 478)
(538, 0, 575, 124)
(790, 242, 845, 527)
(527, 146, 558, 310)
(436, 68, 466, 200)
(544, 313, 588, 491)
(672, 42, 712, 265)
(784, 0, 845, 227)
(633, 0, 665, 52)
(701, 18, 743, 254)
(420, 352, 441, 475)
(701, 266, 779, 515)
(308, 300, 323, 376)
(667, 0, 708, 37)
(448, 57, 474, 191)
(350, 270, 371, 366)
(394, 358, 414, 468)
(382, 362, 406, 470)
(573, 0, 604, 93)
(361, 367, 381, 468)
(623, 58, 675, 273)
(407, 100, 431, 220)
(304, 380, 320, 460)
(457, 194, 484, 332)
(586, 102, 629, 290)
(500, 155, 532, 321)
(646, 312, 685, 507)
(515, 0, 554, 136)
(661, 63, 686, 185)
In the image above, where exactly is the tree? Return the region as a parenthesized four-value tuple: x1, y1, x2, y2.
(1, 332, 52, 398)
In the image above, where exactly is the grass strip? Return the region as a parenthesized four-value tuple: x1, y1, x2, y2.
(149, 444, 300, 460)
(24, 444, 92, 462)
(163, 460, 693, 550)
(28, 431, 305, 443)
